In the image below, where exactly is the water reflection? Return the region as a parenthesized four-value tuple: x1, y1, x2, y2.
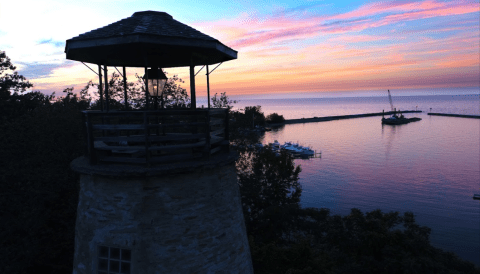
(262, 115, 480, 266)
(381, 124, 396, 159)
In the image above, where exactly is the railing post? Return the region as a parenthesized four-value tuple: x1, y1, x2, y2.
(144, 111, 150, 166)
(205, 110, 211, 159)
(85, 112, 97, 165)
(82, 112, 87, 155)
(224, 109, 229, 153)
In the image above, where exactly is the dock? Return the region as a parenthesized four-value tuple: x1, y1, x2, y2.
(268, 110, 422, 126)
(428, 113, 480, 119)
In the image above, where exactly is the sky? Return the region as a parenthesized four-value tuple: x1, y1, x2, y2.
(0, 0, 478, 99)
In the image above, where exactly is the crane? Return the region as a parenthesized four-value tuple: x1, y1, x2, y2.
(387, 89, 395, 112)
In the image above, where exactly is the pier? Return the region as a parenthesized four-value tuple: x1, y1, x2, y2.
(428, 113, 480, 119)
(268, 110, 422, 126)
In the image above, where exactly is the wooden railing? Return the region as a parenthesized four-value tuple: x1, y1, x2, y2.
(83, 109, 229, 166)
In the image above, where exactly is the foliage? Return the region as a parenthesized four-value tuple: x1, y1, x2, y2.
(0, 93, 88, 273)
(79, 72, 142, 110)
(160, 73, 190, 108)
(237, 146, 302, 229)
(245, 105, 266, 127)
(247, 207, 480, 274)
(0, 91, 54, 123)
(266, 112, 285, 124)
(0, 51, 33, 97)
(211, 92, 237, 110)
(80, 71, 190, 110)
(226, 105, 266, 146)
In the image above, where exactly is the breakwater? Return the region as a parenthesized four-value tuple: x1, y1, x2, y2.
(428, 113, 480, 119)
(268, 110, 422, 126)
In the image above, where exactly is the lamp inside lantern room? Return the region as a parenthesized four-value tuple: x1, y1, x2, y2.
(145, 68, 168, 108)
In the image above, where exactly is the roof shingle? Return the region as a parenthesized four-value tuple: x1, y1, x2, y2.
(70, 11, 216, 42)
(65, 11, 237, 67)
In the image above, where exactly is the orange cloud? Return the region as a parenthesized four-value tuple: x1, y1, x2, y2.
(44, 0, 480, 97)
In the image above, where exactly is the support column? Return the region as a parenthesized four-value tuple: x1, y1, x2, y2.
(206, 65, 210, 109)
(190, 65, 196, 109)
(104, 65, 109, 112)
(98, 65, 104, 111)
(145, 67, 149, 110)
(123, 66, 128, 110)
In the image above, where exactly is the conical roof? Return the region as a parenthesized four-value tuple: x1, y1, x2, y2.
(65, 11, 237, 67)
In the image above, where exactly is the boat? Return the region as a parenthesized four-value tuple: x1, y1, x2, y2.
(382, 115, 421, 125)
(282, 143, 303, 154)
(281, 142, 317, 157)
(265, 141, 319, 158)
(271, 140, 281, 149)
(382, 89, 422, 125)
(299, 147, 315, 156)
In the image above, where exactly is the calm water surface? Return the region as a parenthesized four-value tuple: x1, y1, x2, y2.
(255, 95, 479, 265)
(234, 94, 480, 119)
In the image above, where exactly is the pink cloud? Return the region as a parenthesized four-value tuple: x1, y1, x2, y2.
(192, 0, 478, 52)
(185, 0, 479, 95)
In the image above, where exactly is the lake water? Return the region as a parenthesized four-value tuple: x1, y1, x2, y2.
(236, 93, 480, 266)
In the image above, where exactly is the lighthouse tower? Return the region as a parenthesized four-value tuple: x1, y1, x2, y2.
(66, 11, 253, 273)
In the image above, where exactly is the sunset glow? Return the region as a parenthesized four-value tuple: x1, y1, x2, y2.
(0, 0, 478, 97)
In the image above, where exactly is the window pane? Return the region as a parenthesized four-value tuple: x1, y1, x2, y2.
(98, 258, 108, 271)
(120, 262, 131, 274)
(99, 246, 109, 258)
(121, 249, 131, 261)
(110, 260, 120, 272)
(110, 248, 120, 259)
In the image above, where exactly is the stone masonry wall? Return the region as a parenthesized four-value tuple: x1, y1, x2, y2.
(72, 162, 253, 274)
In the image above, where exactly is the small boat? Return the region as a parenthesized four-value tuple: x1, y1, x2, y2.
(283, 143, 303, 154)
(382, 89, 421, 125)
(382, 115, 422, 125)
(270, 140, 281, 149)
(299, 147, 315, 156)
(281, 142, 316, 157)
(264, 141, 320, 158)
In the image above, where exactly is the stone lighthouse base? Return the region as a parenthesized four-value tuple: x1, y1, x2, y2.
(71, 153, 253, 274)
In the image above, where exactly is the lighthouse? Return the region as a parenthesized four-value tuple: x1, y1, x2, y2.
(66, 11, 253, 273)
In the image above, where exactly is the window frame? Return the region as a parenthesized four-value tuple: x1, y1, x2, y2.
(97, 245, 132, 274)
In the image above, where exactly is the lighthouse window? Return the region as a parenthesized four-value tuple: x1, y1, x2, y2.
(98, 246, 131, 274)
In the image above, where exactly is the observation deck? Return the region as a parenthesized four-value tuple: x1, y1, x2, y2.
(82, 108, 229, 166)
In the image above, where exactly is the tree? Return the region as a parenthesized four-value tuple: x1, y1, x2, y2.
(246, 207, 480, 274)
(0, 51, 33, 97)
(80, 71, 190, 110)
(211, 92, 237, 110)
(237, 145, 302, 239)
(229, 105, 266, 140)
(0, 91, 88, 273)
(245, 106, 266, 127)
(159, 73, 190, 108)
(266, 113, 285, 124)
